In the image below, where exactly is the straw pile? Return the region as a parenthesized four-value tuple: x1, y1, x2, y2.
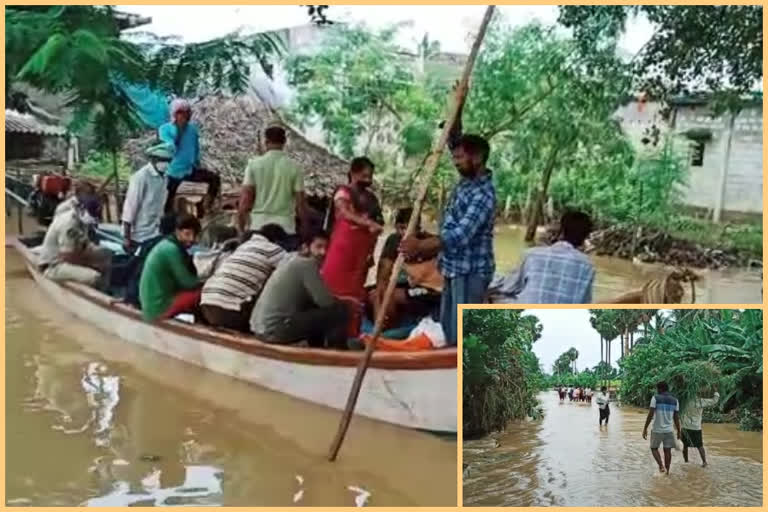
(123, 95, 348, 198)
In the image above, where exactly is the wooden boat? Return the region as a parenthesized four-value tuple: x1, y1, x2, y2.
(9, 236, 457, 433)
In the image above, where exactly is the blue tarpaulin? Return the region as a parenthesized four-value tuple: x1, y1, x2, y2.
(116, 81, 170, 129)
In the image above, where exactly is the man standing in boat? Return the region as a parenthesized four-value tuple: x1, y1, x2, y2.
(38, 183, 112, 290)
(237, 126, 310, 250)
(160, 99, 220, 213)
(121, 143, 172, 254)
(399, 134, 496, 346)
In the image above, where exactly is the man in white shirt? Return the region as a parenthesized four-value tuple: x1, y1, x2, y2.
(681, 388, 720, 467)
(595, 386, 610, 426)
(122, 143, 172, 253)
(642, 381, 681, 474)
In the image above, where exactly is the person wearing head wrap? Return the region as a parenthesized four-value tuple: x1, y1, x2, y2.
(121, 143, 172, 253)
(158, 98, 220, 214)
(38, 182, 113, 290)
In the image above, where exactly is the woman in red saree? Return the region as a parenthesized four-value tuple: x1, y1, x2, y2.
(321, 157, 384, 338)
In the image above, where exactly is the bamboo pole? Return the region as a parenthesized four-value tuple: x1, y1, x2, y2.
(328, 5, 496, 462)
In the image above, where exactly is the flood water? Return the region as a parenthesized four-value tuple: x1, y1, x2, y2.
(5, 248, 456, 507)
(493, 225, 762, 304)
(463, 392, 763, 507)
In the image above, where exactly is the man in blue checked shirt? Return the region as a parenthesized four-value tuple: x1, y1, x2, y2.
(507, 211, 596, 303)
(400, 134, 496, 346)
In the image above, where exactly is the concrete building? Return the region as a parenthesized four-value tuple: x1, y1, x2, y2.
(615, 95, 763, 221)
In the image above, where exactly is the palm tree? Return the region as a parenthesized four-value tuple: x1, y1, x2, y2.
(566, 347, 579, 373)
(589, 310, 603, 365)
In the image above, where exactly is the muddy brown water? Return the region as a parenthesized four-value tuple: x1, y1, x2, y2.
(371, 223, 761, 304)
(4, 247, 456, 507)
(463, 392, 763, 507)
(493, 225, 762, 304)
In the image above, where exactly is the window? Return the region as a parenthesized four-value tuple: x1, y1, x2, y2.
(691, 141, 705, 167)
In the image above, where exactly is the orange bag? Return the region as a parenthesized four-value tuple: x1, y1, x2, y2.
(360, 333, 433, 352)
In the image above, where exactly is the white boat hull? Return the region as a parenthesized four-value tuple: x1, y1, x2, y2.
(13, 240, 457, 433)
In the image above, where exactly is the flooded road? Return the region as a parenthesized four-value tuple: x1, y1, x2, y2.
(494, 225, 762, 304)
(463, 392, 762, 506)
(5, 248, 456, 507)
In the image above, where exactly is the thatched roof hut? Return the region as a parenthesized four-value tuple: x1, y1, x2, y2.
(123, 95, 348, 198)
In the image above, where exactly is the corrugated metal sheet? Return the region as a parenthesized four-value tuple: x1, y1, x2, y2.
(5, 110, 66, 136)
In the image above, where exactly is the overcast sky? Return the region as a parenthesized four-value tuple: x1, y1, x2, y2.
(526, 309, 603, 373)
(526, 309, 670, 374)
(118, 5, 654, 55)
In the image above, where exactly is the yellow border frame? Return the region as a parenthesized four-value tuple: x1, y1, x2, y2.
(2, 2, 766, 510)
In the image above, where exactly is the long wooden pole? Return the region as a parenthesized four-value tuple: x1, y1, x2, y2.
(328, 5, 496, 462)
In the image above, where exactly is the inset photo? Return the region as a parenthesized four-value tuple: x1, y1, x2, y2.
(463, 308, 762, 507)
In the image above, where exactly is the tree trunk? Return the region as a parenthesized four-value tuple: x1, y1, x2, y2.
(523, 181, 533, 224)
(625, 328, 630, 355)
(524, 145, 561, 242)
(620, 332, 624, 359)
(600, 335, 603, 365)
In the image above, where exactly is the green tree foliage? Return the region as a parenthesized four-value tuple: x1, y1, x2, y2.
(463, 309, 543, 437)
(558, 6, 762, 102)
(462, 21, 637, 239)
(130, 31, 284, 98)
(7, 5, 283, 204)
(552, 351, 573, 377)
(7, 6, 284, 134)
(544, 362, 621, 389)
(619, 309, 762, 431)
(284, 24, 456, 207)
(285, 24, 447, 159)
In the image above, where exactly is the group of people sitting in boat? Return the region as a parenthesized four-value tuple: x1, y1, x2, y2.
(36, 97, 690, 351)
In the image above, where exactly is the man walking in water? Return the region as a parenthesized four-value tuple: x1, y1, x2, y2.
(682, 387, 720, 467)
(596, 386, 610, 426)
(642, 381, 682, 474)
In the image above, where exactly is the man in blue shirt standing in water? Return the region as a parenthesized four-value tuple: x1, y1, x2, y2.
(643, 381, 682, 474)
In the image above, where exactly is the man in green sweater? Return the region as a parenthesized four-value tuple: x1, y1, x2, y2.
(139, 214, 202, 321)
(250, 229, 348, 348)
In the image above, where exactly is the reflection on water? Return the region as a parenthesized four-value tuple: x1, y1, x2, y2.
(463, 392, 762, 506)
(6, 249, 455, 507)
(494, 225, 762, 304)
(86, 466, 224, 506)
